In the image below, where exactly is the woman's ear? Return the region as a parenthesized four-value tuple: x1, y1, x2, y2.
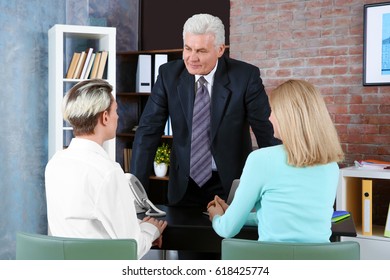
(101, 110, 109, 125)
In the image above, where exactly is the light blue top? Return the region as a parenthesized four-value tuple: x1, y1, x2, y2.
(212, 145, 339, 242)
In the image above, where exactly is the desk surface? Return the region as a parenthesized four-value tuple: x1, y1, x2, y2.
(146, 205, 356, 253)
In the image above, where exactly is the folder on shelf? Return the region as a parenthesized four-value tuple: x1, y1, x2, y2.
(136, 54, 152, 92)
(385, 203, 390, 238)
(154, 54, 168, 83)
(362, 179, 373, 236)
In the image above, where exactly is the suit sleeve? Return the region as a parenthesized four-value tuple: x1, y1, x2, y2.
(245, 67, 281, 148)
(130, 71, 169, 189)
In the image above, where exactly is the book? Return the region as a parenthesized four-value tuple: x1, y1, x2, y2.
(89, 51, 101, 79)
(80, 48, 94, 79)
(354, 159, 390, 170)
(83, 53, 95, 79)
(96, 50, 108, 79)
(65, 52, 81, 79)
(72, 51, 86, 79)
(123, 148, 132, 173)
(332, 210, 351, 222)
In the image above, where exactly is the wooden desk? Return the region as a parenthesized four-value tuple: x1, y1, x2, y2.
(143, 205, 356, 253)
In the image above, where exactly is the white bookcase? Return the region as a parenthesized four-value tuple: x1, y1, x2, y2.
(336, 166, 390, 259)
(48, 24, 116, 161)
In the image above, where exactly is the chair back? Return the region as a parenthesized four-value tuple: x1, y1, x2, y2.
(222, 238, 360, 260)
(16, 232, 137, 260)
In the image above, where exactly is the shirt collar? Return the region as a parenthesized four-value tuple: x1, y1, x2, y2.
(195, 60, 218, 86)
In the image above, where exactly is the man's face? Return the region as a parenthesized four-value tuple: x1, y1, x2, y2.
(183, 32, 225, 76)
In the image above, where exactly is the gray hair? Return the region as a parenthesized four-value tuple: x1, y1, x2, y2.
(62, 79, 113, 135)
(183, 13, 225, 48)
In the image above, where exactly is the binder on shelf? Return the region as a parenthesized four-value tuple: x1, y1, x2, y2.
(362, 179, 373, 236)
(385, 203, 390, 238)
(65, 52, 81, 79)
(136, 54, 152, 92)
(154, 54, 168, 84)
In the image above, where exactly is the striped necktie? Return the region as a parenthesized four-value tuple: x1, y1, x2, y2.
(190, 76, 212, 187)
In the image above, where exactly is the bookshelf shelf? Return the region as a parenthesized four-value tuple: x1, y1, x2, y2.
(336, 166, 390, 259)
(48, 24, 116, 160)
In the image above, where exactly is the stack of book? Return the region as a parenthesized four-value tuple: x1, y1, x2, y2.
(65, 48, 108, 80)
(332, 210, 351, 223)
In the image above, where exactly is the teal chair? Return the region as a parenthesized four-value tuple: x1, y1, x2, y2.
(221, 238, 360, 260)
(16, 232, 137, 260)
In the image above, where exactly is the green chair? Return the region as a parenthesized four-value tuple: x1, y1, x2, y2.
(16, 232, 137, 260)
(221, 238, 360, 260)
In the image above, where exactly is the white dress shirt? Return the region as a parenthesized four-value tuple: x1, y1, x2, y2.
(45, 138, 159, 259)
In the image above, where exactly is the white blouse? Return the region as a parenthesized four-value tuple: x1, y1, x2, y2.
(45, 138, 159, 259)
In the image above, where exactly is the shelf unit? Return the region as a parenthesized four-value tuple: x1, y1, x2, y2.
(336, 166, 390, 259)
(116, 49, 182, 204)
(48, 24, 116, 161)
(116, 49, 181, 169)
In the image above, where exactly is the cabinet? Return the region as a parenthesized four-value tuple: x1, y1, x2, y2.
(48, 24, 116, 160)
(116, 49, 182, 203)
(336, 167, 390, 259)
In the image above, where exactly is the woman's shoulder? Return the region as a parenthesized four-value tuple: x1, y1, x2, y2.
(248, 145, 285, 164)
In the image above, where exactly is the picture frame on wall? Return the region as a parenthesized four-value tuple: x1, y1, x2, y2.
(363, 2, 390, 86)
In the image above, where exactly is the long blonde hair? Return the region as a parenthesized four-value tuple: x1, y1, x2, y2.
(269, 80, 344, 167)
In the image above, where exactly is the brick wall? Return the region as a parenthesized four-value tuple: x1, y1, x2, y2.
(230, 0, 390, 166)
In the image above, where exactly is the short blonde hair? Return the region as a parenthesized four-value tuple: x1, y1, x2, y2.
(62, 79, 113, 136)
(269, 79, 344, 167)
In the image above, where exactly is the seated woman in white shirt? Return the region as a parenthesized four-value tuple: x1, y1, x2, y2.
(45, 79, 167, 259)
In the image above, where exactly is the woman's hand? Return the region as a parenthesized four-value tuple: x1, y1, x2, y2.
(142, 216, 168, 248)
(207, 195, 228, 222)
(207, 195, 229, 211)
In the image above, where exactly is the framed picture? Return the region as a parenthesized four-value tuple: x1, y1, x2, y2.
(363, 2, 390, 86)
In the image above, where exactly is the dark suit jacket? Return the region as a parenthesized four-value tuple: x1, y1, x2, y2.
(130, 55, 279, 204)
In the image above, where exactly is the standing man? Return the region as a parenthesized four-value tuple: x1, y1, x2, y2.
(131, 13, 279, 209)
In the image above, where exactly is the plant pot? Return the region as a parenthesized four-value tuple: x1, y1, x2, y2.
(154, 162, 168, 177)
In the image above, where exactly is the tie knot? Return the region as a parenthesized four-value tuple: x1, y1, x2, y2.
(198, 76, 207, 87)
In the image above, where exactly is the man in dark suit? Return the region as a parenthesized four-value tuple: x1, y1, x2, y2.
(131, 13, 279, 209)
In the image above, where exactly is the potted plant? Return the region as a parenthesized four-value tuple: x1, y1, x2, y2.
(154, 143, 171, 177)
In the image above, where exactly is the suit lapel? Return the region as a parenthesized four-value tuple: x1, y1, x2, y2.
(177, 71, 195, 134)
(211, 57, 231, 141)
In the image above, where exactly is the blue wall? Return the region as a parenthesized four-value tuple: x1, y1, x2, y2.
(0, 0, 138, 259)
